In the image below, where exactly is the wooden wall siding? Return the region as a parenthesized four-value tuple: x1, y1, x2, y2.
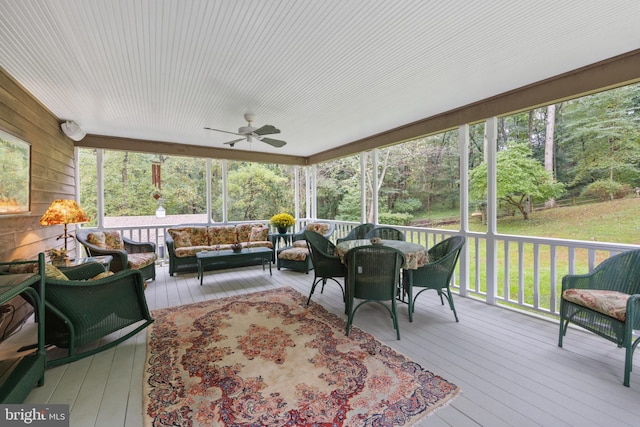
(0, 67, 77, 262)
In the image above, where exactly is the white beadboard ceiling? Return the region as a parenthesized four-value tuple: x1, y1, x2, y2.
(1, 0, 639, 157)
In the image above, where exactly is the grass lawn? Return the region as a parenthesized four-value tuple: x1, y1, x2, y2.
(432, 196, 640, 314)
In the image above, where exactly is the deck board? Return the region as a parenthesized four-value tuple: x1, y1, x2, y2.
(20, 263, 640, 426)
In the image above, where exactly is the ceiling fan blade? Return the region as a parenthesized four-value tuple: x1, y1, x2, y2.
(223, 138, 244, 147)
(204, 127, 241, 136)
(253, 125, 280, 136)
(260, 137, 287, 148)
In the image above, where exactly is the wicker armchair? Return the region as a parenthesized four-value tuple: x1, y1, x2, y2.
(558, 249, 640, 386)
(44, 262, 154, 367)
(344, 245, 405, 340)
(76, 228, 157, 281)
(304, 230, 346, 305)
(277, 222, 335, 273)
(403, 236, 465, 322)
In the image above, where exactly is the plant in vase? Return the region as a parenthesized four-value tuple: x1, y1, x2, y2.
(46, 247, 69, 266)
(270, 213, 295, 234)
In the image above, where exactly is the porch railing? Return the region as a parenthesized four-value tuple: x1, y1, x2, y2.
(82, 219, 640, 319)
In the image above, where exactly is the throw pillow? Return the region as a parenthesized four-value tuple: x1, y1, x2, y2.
(104, 231, 124, 250)
(44, 264, 69, 281)
(8, 259, 35, 274)
(87, 232, 107, 248)
(89, 271, 115, 280)
(249, 226, 268, 242)
(306, 223, 330, 235)
(168, 228, 193, 248)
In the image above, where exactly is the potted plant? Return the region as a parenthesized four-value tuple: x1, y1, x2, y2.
(46, 247, 69, 266)
(270, 213, 295, 234)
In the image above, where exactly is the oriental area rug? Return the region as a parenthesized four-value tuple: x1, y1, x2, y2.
(143, 287, 459, 426)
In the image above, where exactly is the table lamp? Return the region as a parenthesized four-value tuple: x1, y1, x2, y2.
(40, 199, 90, 251)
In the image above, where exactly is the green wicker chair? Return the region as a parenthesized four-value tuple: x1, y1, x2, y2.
(558, 249, 640, 386)
(403, 236, 465, 322)
(304, 230, 346, 305)
(344, 245, 405, 340)
(44, 262, 154, 367)
(336, 223, 375, 244)
(365, 226, 405, 241)
(76, 228, 157, 281)
(277, 222, 335, 273)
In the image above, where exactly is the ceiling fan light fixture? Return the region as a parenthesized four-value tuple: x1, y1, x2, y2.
(60, 120, 86, 141)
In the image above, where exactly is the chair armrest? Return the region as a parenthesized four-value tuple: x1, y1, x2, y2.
(560, 272, 593, 292)
(123, 236, 156, 254)
(165, 232, 176, 255)
(291, 231, 306, 243)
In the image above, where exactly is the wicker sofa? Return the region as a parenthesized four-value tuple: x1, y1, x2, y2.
(165, 223, 273, 276)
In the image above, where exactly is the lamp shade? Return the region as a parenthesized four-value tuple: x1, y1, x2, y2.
(40, 199, 90, 226)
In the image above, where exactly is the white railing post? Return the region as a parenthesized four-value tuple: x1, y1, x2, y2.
(97, 148, 104, 229)
(372, 149, 379, 225)
(486, 117, 498, 305)
(360, 152, 367, 223)
(294, 165, 300, 220)
(222, 160, 228, 223)
(206, 159, 212, 222)
(458, 124, 469, 297)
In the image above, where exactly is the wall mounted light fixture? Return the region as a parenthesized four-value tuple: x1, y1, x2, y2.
(60, 120, 86, 141)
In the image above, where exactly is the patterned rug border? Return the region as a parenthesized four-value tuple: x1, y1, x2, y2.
(144, 286, 460, 426)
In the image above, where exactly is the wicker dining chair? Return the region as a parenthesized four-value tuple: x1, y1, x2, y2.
(558, 249, 640, 386)
(336, 223, 375, 244)
(344, 245, 405, 340)
(403, 236, 465, 322)
(365, 226, 405, 241)
(304, 230, 346, 305)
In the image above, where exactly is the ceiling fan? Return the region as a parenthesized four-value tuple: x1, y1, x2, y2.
(204, 113, 287, 148)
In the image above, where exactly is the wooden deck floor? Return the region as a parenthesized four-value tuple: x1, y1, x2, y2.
(22, 263, 640, 426)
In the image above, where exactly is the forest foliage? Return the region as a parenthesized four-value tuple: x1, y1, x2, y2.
(77, 83, 640, 227)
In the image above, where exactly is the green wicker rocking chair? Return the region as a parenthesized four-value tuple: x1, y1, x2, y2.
(558, 249, 640, 386)
(44, 263, 154, 367)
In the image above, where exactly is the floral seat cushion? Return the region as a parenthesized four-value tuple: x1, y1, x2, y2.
(562, 288, 629, 322)
(128, 253, 157, 270)
(278, 247, 309, 261)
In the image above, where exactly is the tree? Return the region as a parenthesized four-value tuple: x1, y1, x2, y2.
(559, 85, 640, 189)
(469, 144, 565, 220)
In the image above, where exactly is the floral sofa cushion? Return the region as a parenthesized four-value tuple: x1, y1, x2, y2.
(562, 288, 629, 322)
(168, 227, 209, 248)
(249, 226, 269, 242)
(208, 225, 238, 245)
(237, 223, 265, 242)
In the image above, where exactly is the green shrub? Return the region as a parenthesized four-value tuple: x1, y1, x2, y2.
(378, 212, 413, 225)
(581, 180, 631, 201)
(393, 198, 422, 213)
